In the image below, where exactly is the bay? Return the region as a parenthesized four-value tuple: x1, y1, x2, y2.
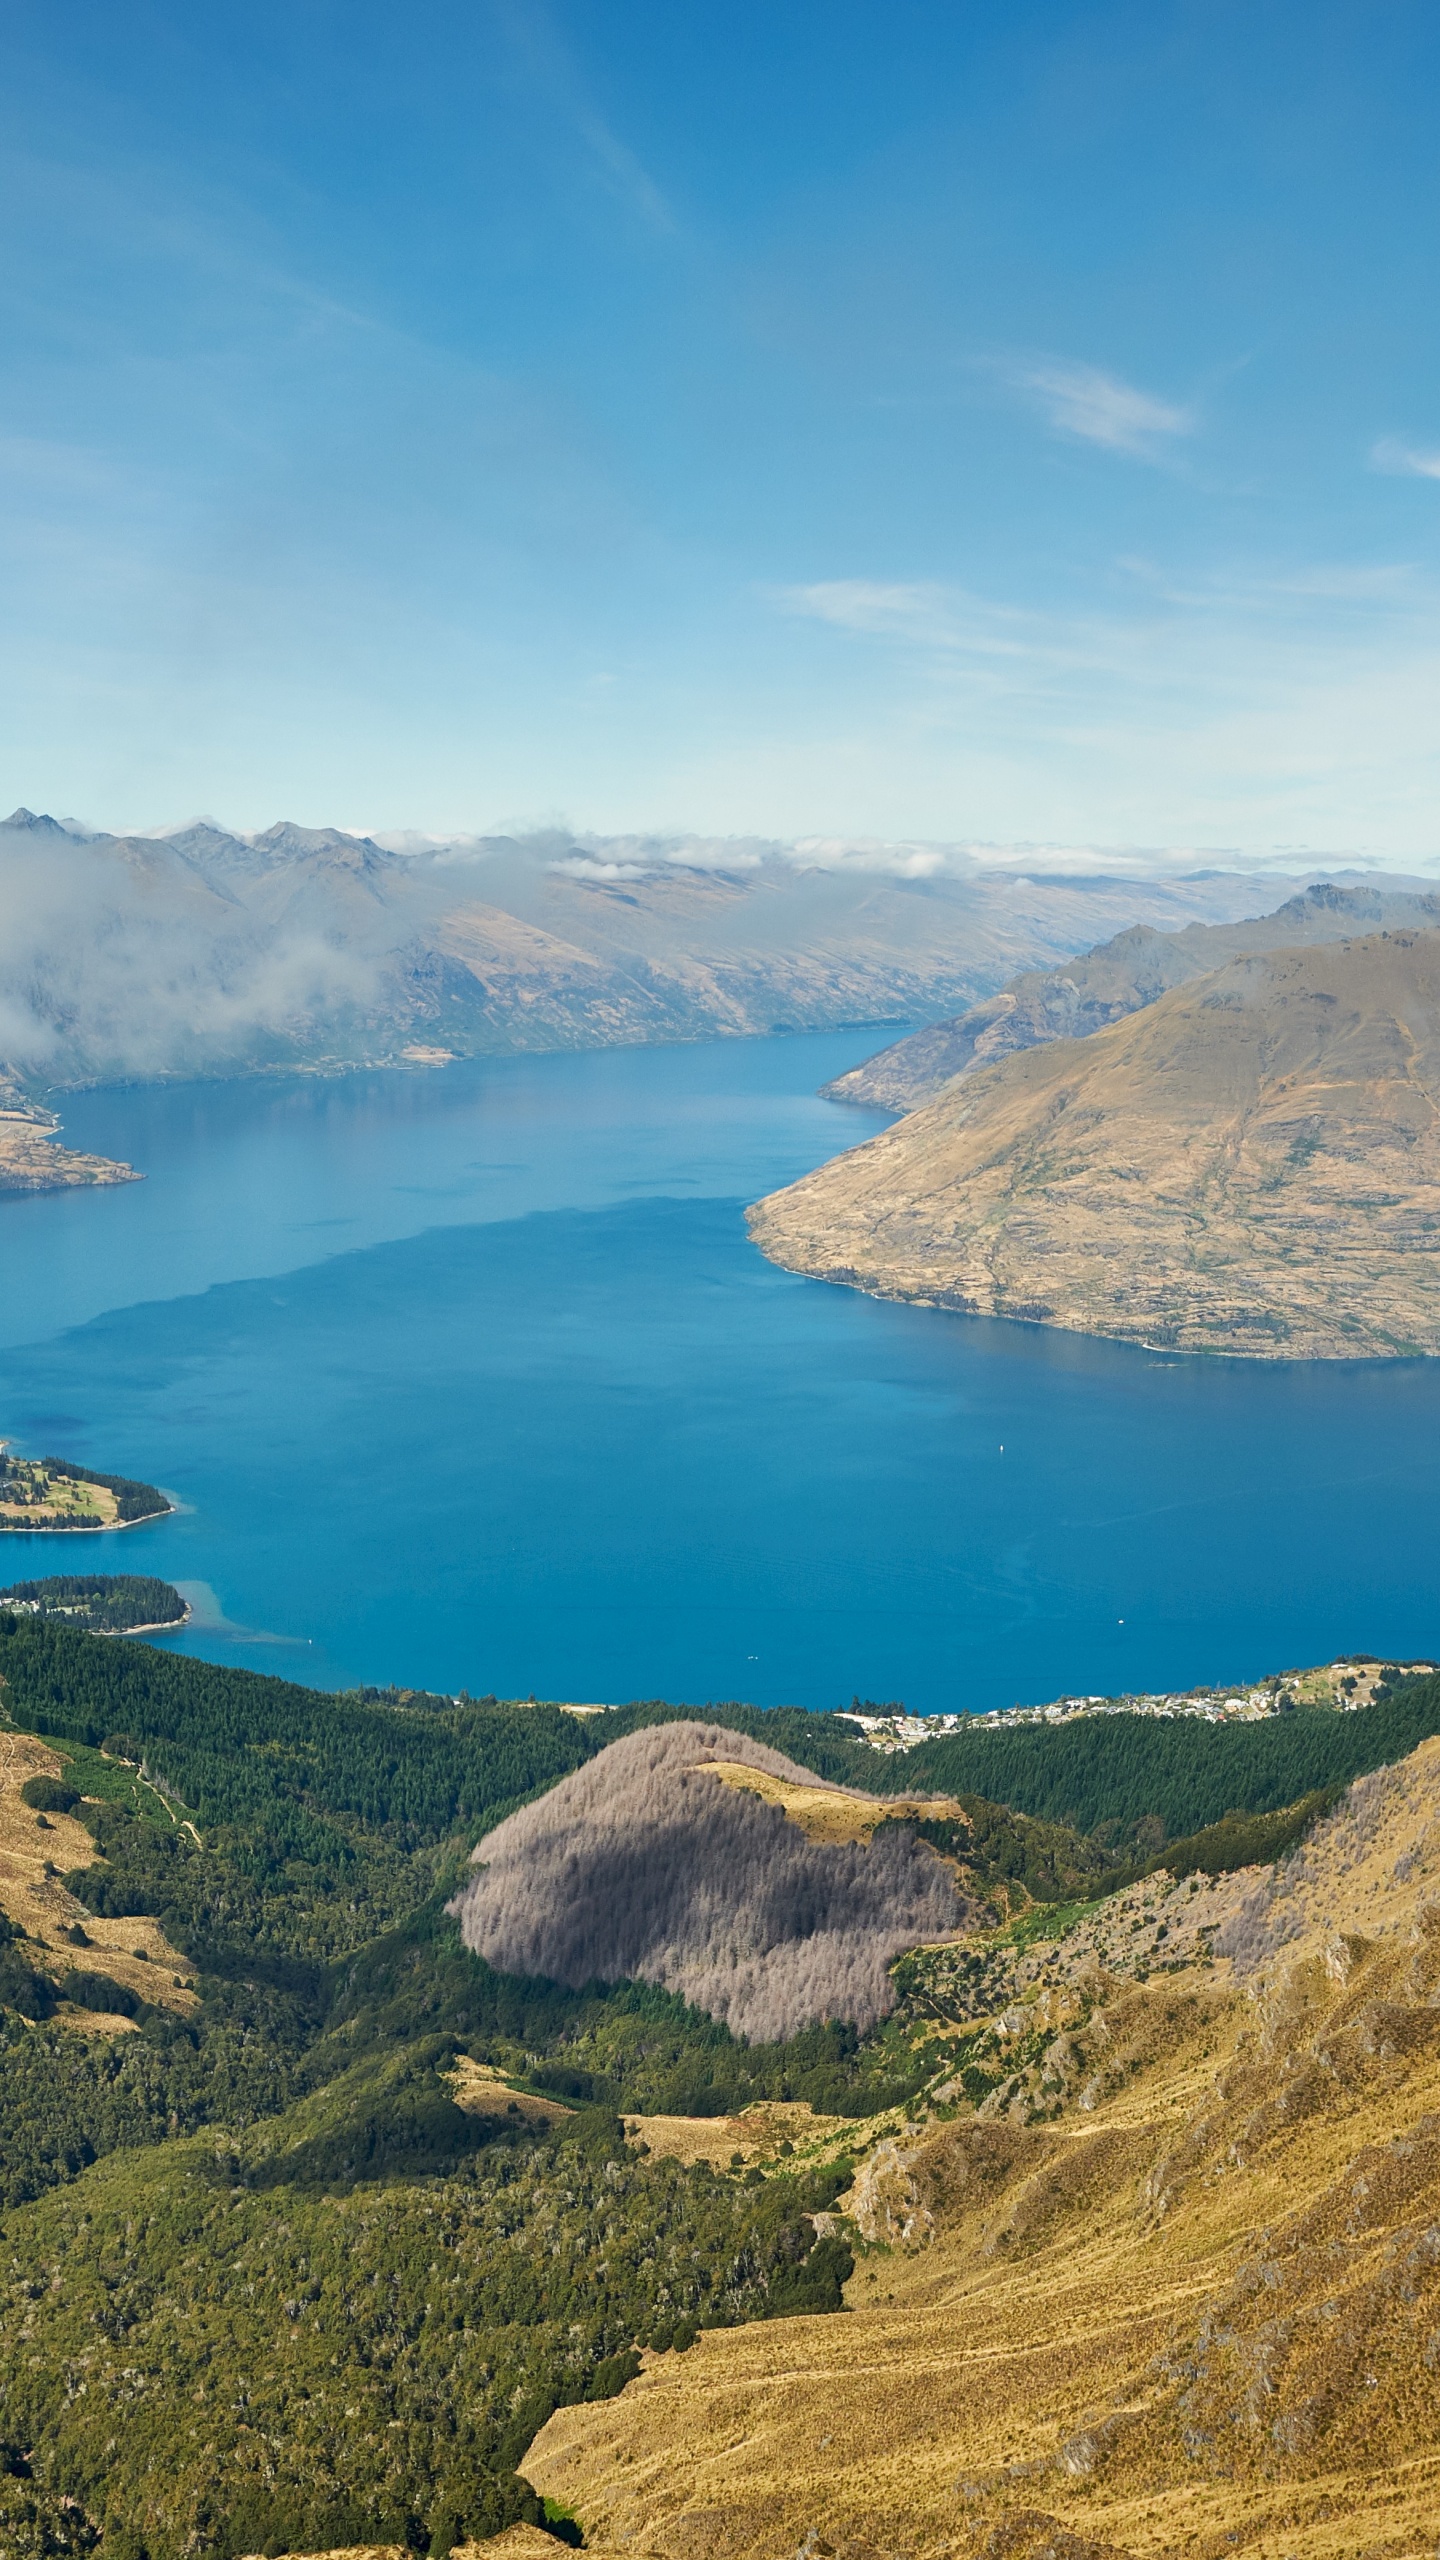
(0, 1029, 1436, 1712)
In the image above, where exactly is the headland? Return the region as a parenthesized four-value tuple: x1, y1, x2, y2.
(0, 1448, 173, 1533)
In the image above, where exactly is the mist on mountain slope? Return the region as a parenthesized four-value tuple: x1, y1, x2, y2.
(0, 806, 1349, 1102)
(0, 813, 391, 1090)
(448, 1721, 968, 2040)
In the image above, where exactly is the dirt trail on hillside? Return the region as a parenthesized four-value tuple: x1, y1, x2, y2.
(0, 1732, 197, 2021)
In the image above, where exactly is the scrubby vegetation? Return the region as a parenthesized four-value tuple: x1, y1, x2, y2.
(873, 1798, 1115, 1907)
(0, 2056, 851, 2560)
(3, 1623, 1435, 2560)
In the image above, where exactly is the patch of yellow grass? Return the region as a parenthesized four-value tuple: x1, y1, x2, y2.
(0, 1729, 199, 2019)
(239, 2538, 575, 2560)
(0, 1459, 120, 1527)
(524, 1743, 1440, 2560)
(454, 2533, 567, 2560)
(624, 2103, 847, 2170)
(447, 2057, 572, 2125)
(53, 2006, 141, 2035)
(235, 2547, 410, 2560)
(700, 1760, 959, 1846)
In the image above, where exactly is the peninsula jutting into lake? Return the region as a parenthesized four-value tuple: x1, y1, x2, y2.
(0, 1448, 173, 1534)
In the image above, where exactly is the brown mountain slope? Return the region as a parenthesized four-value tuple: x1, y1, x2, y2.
(749, 929, 1440, 1359)
(0, 1110, 138, 1196)
(0, 804, 1371, 1112)
(522, 1737, 1440, 2560)
(823, 881, 1440, 1113)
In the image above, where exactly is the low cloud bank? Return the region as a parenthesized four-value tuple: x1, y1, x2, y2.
(2, 803, 1376, 1102)
(0, 812, 396, 1087)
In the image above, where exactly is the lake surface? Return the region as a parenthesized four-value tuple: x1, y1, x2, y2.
(1, 1030, 1437, 1712)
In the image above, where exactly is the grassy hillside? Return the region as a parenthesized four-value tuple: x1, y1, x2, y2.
(522, 1742, 1440, 2560)
(5, 1623, 1439, 2560)
(754, 925, 1440, 1358)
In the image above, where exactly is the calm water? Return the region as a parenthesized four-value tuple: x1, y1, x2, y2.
(0, 1031, 1436, 1711)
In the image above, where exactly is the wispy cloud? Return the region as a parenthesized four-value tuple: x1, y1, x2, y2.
(776, 580, 953, 641)
(998, 357, 1193, 458)
(490, 0, 675, 234)
(760, 551, 1440, 868)
(777, 578, 1029, 663)
(1370, 436, 1440, 481)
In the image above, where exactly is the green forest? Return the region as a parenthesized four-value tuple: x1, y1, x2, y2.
(2, 1615, 1438, 2560)
(0, 2062, 850, 2560)
(0, 1579, 186, 1633)
(892, 1673, 1440, 1841)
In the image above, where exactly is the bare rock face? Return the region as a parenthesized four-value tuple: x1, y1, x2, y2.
(750, 930, 1440, 1360)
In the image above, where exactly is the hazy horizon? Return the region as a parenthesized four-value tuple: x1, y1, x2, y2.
(6, 4, 1440, 858)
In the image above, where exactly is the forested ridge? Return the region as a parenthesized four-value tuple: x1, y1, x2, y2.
(0, 1616, 601, 1846)
(3, 1619, 1438, 2560)
(892, 1673, 1440, 1841)
(0, 1631, 872, 2560)
(0, 2058, 852, 2560)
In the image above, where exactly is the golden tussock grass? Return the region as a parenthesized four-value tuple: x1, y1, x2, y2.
(702, 1763, 960, 1848)
(0, 1728, 198, 2021)
(447, 2058, 572, 2125)
(523, 1743, 1440, 2560)
(624, 2104, 851, 2171)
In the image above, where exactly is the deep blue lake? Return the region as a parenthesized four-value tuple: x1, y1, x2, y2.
(0, 1029, 1436, 1711)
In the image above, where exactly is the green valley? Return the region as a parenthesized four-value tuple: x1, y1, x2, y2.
(5, 1605, 1440, 2560)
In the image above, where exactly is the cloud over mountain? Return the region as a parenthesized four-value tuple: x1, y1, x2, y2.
(0, 806, 1309, 1110)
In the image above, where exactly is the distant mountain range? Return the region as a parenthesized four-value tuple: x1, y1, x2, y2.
(0, 805, 1389, 1123)
(823, 878, 1440, 1109)
(752, 923, 1440, 1359)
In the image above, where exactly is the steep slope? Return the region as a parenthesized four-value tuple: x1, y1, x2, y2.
(750, 929, 1440, 1359)
(8, 1630, 1440, 2560)
(0, 806, 1356, 1132)
(524, 1738, 1440, 2560)
(824, 881, 1440, 1111)
(448, 1723, 970, 2039)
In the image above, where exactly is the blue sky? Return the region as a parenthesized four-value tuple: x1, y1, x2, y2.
(5, 0, 1440, 857)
